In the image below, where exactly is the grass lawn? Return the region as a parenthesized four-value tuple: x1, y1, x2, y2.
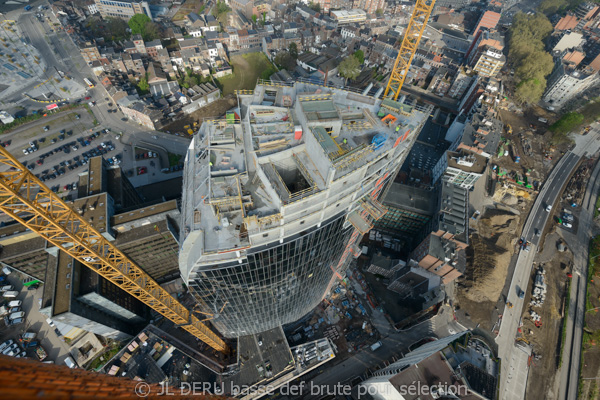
(168, 152, 182, 167)
(216, 52, 277, 96)
(86, 344, 122, 371)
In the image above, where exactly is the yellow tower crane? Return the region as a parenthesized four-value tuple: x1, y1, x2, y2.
(384, 0, 437, 101)
(0, 147, 228, 353)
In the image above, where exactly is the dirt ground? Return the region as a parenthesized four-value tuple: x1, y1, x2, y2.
(460, 209, 520, 300)
(161, 96, 237, 134)
(522, 230, 573, 400)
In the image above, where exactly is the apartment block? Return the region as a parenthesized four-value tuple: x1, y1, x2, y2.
(94, 0, 151, 20)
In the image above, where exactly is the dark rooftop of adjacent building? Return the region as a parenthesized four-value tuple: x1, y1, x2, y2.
(402, 118, 451, 179)
(226, 326, 294, 390)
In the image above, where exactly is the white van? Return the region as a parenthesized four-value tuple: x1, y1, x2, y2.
(3, 291, 18, 298)
(64, 356, 77, 368)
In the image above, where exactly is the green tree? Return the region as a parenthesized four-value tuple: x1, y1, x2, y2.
(375, 8, 383, 16)
(289, 42, 298, 59)
(143, 22, 161, 41)
(128, 14, 151, 36)
(212, 1, 231, 26)
(508, 12, 555, 106)
(538, 0, 568, 16)
(252, 14, 257, 25)
(338, 55, 361, 85)
(515, 49, 554, 81)
(308, 2, 320, 12)
(353, 49, 364, 64)
(514, 76, 546, 105)
(274, 51, 296, 71)
(137, 73, 149, 93)
(106, 18, 129, 41)
(550, 112, 585, 134)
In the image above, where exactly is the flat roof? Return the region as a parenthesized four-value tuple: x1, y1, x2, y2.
(229, 326, 293, 388)
(180, 82, 430, 274)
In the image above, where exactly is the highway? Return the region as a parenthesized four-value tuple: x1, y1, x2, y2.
(497, 130, 600, 400)
(559, 155, 600, 400)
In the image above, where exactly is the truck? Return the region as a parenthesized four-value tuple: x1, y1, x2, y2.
(20, 332, 36, 343)
(370, 341, 382, 351)
(35, 346, 47, 361)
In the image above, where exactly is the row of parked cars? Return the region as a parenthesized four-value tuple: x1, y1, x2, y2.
(0, 340, 26, 358)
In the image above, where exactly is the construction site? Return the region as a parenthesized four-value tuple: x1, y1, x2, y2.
(0, 77, 434, 397)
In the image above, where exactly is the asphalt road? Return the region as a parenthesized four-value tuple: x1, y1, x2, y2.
(559, 156, 600, 400)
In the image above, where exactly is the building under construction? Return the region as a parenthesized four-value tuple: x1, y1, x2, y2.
(180, 81, 431, 338)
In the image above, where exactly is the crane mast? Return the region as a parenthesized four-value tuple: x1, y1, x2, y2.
(0, 147, 228, 353)
(384, 0, 437, 101)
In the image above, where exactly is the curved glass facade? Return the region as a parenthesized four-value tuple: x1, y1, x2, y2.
(188, 213, 353, 338)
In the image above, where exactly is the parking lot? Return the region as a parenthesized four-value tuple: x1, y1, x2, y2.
(0, 269, 72, 366)
(1, 107, 183, 194)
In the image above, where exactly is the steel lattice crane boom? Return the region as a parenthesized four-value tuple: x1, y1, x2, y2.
(0, 148, 228, 353)
(384, 0, 437, 101)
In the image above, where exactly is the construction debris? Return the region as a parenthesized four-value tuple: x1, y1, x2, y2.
(530, 266, 547, 308)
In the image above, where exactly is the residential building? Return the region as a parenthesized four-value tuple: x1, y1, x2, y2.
(79, 41, 101, 64)
(179, 82, 430, 338)
(440, 149, 487, 189)
(353, 0, 386, 15)
(471, 44, 505, 77)
(331, 10, 367, 24)
(472, 10, 501, 36)
(94, 0, 151, 20)
(543, 53, 600, 108)
(411, 232, 467, 284)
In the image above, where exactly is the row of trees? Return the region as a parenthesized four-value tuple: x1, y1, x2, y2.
(508, 12, 554, 104)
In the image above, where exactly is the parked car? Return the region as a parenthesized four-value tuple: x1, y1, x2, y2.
(8, 307, 21, 313)
(8, 300, 21, 307)
(8, 318, 24, 326)
(9, 311, 25, 320)
(3, 291, 19, 298)
(2, 343, 18, 355)
(64, 356, 77, 368)
(0, 340, 14, 353)
(1, 285, 14, 292)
